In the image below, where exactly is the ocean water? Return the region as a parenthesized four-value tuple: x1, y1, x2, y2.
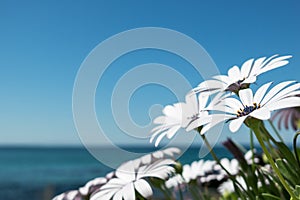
(0, 146, 234, 200)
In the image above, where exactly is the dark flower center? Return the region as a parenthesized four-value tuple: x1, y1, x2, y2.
(237, 103, 260, 117)
(226, 78, 249, 93)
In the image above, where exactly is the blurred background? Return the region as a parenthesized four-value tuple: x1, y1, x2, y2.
(0, 1, 299, 199)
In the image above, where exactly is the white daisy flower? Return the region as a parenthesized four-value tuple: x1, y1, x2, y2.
(181, 160, 217, 183)
(244, 149, 260, 165)
(165, 174, 185, 189)
(150, 92, 227, 146)
(214, 158, 239, 176)
(218, 176, 247, 195)
(90, 159, 175, 200)
(208, 81, 300, 133)
(193, 55, 292, 94)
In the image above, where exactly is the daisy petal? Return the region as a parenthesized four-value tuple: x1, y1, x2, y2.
(267, 97, 300, 111)
(241, 58, 254, 78)
(91, 188, 119, 200)
(134, 179, 153, 198)
(248, 56, 267, 77)
(200, 114, 233, 135)
(249, 107, 271, 120)
(186, 116, 212, 131)
(239, 89, 253, 106)
(116, 161, 136, 181)
(229, 116, 247, 133)
(122, 182, 135, 200)
(258, 55, 292, 74)
(213, 75, 232, 84)
(228, 66, 241, 81)
(260, 81, 295, 106)
(253, 82, 272, 104)
(223, 98, 244, 111)
(166, 125, 181, 139)
(154, 131, 168, 147)
(243, 75, 256, 84)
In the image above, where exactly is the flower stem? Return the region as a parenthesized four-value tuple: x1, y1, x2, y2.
(251, 122, 297, 200)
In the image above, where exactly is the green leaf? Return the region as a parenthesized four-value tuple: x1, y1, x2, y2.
(276, 159, 298, 186)
(293, 185, 300, 198)
(262, 193, 281, 200)
(276, 142, 298, 169)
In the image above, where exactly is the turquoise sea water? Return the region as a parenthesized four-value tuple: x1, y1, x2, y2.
(0, 146, 235, 200)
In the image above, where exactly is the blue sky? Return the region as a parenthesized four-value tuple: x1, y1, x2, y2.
(0, 1, 299, 146)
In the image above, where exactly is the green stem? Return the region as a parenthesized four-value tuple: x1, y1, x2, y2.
(268, 119, 284, 143)
(251, 122, 297, 200)
(293, 131, 300, 168)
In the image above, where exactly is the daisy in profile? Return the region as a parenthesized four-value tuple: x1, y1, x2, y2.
(193, 54, 292, 94)
(150, 92, 227, 146)
(210, 81, 300, 133)
(90, 159, 175, 200)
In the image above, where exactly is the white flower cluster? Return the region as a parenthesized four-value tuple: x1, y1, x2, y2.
(150, 54, 300, 145)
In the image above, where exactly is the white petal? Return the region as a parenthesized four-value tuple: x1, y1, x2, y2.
(193, 80, 226, 94)
(166, 125, 181, 139)
(140, 154, 151, 165)
(185, 92, 198, 109)
(253, 82, 272, 104)
(200, 114, 233, 135)
(228, 66, 241, 81)
(260, 81, 295, 106)
(198, 93, 209, 111)
(91, 188, 119, 200)
(163, 104, 181, 118)
(267, 82, 300, 105)
(134, 179, 153, 198)
(223, 98, 244, 111)
(213, 75, 232, 84)
(243, 75, 256, 84)
(122, 182, 135, 200)
(249, 107, 271, 120)
(239, 89, 253, 106)
(113, 189, 124, 200)
(154, 131, 168, 147)
(267, 97, 300, 111)
(248, 56, 267, 77)
(258, 55, 292, 74)
(241, 58, 254, 78)
(186, 116, 212, 131)
(229, 116, 247, 133)
(100, 178, 126, 190)
(153, 116, 167, 124)
(116, 161, 135, 181)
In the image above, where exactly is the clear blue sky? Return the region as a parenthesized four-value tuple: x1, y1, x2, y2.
(1, 1, 299, 146)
